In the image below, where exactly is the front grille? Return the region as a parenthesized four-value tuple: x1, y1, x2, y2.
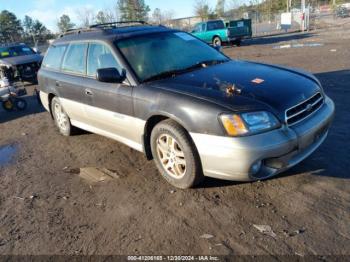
(285, 92, 324, 126)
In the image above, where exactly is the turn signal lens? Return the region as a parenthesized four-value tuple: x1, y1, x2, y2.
(220, 114, 248, 136)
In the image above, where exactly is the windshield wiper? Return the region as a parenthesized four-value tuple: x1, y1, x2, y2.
(142, 59, 229, 83)
(142, 69, 189, 82)
(195, 59, 229, 67)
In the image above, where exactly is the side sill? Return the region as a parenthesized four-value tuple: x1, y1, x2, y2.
(70, 119, 144, 153)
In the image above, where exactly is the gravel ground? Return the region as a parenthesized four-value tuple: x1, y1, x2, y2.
(0, 25, 349, 256)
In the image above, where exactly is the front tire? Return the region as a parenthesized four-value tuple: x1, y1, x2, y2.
(150, 119, 203, 189)
(51, 97, 73, 136)
(212, 36, 222, 47)
(14, 98, 27, 111)
(2, 100, 14, 111)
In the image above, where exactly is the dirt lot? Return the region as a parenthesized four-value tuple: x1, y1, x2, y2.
(0, 25, 349, 256)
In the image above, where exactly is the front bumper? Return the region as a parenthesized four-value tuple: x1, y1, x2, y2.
(190, 96, 335, 181)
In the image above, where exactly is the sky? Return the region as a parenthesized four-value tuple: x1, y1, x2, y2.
(0, 0, 219, 32)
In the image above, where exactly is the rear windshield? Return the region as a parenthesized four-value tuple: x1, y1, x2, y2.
(207, 21, 225, 31)
(0, 45, 35, 58)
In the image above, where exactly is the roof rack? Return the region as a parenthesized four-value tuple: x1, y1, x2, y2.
(59, 21, 149, 38)
(89, 21, 148, 29)
(59, 27, 100, 37)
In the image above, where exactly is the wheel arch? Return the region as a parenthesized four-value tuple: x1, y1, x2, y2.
(212, 35, 221, 42)
(48, 92, 57, 119)
(142, 113, 192, 160)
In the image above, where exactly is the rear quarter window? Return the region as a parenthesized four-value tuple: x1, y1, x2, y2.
(42, 44, 67, 70)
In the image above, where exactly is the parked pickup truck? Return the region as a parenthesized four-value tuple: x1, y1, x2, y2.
(225, 18, 252, 45)
(191, 19, 251, 46)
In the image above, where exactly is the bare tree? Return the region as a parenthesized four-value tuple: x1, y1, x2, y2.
(95, 10, 116, 24)
(152, 8, 162, 24)
(228, 0, 245, 10)
(151, 8, 175, 25)
(216, 0, 226, 17)
(162, 10, 175, 26)
(193, 0, 212, 21)
(76, 7, 96, 27)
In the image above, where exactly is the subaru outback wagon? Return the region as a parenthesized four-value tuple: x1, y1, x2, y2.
(38, 22, 335, 188)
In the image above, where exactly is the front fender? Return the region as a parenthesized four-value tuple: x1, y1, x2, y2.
(133, 85, 228, 136)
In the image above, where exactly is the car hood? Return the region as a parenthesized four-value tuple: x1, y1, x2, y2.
(0, 54, 43, 66)
(148, 60, 322, 120)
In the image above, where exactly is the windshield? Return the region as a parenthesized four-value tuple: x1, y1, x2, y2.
(116, 31, 229, 82)
(0, 45, 35, 58)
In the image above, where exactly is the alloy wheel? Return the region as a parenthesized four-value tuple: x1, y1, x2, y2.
(54, 102, 69, 132)
(156, 134, 187, 179)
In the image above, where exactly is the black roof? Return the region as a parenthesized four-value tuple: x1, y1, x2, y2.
(54, 22, 175, 44)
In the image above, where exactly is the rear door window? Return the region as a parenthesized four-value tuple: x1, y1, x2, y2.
(87, 43, 121, 77)
(62, 43, 88, 74)
(42, 44, 67, 70)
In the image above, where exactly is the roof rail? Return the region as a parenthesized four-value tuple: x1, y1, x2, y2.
(59, 27, 101, 38)
(59, 21, 150, 38)
(89, 21, 148, 29)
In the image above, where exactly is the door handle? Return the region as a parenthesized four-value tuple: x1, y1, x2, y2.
(55, 81, 61, 87)
(85, 89, 93, 96)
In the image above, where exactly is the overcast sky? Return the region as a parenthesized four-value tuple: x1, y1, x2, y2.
(0, 0, 219, 32)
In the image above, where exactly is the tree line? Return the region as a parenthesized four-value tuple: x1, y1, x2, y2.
(57, 0, 153, 32)
(0, 10, 54, 45)
(1, 0, 340, 45)
(0, 0, 153, 45)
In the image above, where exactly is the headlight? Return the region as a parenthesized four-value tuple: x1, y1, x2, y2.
(220, 111, 280, 136)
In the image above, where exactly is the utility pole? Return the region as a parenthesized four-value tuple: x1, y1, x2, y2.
(287, 0, 292, 12)
(301, 0, 305, 31)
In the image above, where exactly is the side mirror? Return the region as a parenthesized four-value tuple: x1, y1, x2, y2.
(96, 68, 126, 83)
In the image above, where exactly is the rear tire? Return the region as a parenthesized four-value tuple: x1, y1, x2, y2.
(150, 119, 203, 189)
(51, 97, 74, 136)
(235, 39, 242, 46)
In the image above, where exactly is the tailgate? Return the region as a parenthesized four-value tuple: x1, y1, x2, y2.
(228, 26, 250, 37)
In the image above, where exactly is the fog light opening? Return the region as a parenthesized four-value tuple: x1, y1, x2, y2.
(250, 161, 262, 175)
